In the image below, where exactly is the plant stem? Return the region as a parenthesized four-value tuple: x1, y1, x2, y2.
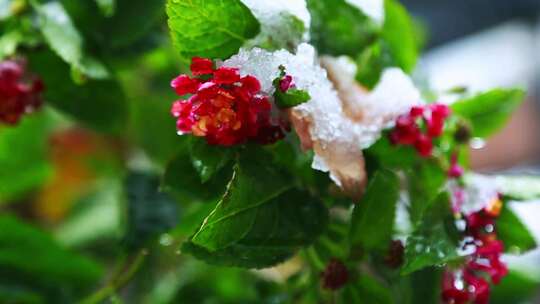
(79, 249, 148, 304)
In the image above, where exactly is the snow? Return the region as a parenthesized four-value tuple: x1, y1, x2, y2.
(223, 43, 422, 190)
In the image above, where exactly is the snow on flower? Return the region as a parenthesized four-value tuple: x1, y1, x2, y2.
(223, 43, 422, 197)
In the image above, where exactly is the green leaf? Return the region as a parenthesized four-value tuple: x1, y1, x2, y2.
(364, 134, 418, 170)
(166, 0, 260, 60)
(340, 276, 393, 304)
(409, 267, 443, 304)
(308, 219, 350, 270)
(28, 50, 128, 133)
(0, 28, 21, 59)
(382, 0, 419, 73)
(123, 173, 180, 250)
(190, 138, 234, 183)
(0, 215, 103, 290)
(494, 175, 540, 201)
(162, 152, 232, 203)
(402, 192, 461, 275)
(190, 150, 292, 251)
(99, 0, 164, 48)
(355, 41, 395, 89)
(59, 0, 165, 50)
(33, 1, 109, 79)
(451, 89, 525, 138)
(497, 204, 537, 254)
(274, 88, 311, 109)
(407, 160, 447, 224)
(95, 0, 115, 17)
(0, 283, 44, 304)
(307, 0, 379, 57)
(350, 169, 399, 252)
(491, 271, 540, 304)
(184, 189, 328, 268)
(0, 113, 53, 203)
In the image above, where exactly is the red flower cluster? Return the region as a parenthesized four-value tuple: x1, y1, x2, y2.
(321, 258, 349, 290)
(171, 57, 287, 146)
(390, 103, 451, 157)
(0, 59, 43, 125)
(442, 197, 507, 304)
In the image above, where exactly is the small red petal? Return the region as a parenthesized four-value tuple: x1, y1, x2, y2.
(279, 75, 294, 92)
(396, 114, 415, 129)
(430, 103, 451, 119)
(410, 105, 425, 117)
(190, 57, 214, 75)
(426, 117, 445, 137)
(240, 75, 261, 94)
(448, 164, 464, 178)
(415, 134, 433, 157)
(213, 67, 240, 84)
(171, 75, 200, 96)
(171, 100, 192, 118)
(197, 82, 219, 99)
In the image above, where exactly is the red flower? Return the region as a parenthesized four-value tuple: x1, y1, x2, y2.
(442, 272, 470, 304)
(171, 58, 287, 146)
(442, 205, 508, 304)
(321, 258, 349, 291)
(468, 240, 507, 284)
(279, 75, 294, 92)
(389, 103, 450, 157)
(442, 271, 492, 304)
(0, 59, 43, 125)
(464, 271, 491, 304)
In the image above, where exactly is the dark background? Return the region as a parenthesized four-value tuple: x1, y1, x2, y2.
(402, 0, 540, 48)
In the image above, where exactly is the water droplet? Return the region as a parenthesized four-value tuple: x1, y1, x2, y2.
(159, 234, 173, 247)
(470, 137, 485, 150)
(455, 219, 467, 232)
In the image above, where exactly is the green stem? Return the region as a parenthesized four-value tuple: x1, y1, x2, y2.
(79, 249, 148, 304)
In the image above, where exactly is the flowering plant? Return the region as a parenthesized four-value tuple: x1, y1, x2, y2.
(1, 0, 539, 303)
